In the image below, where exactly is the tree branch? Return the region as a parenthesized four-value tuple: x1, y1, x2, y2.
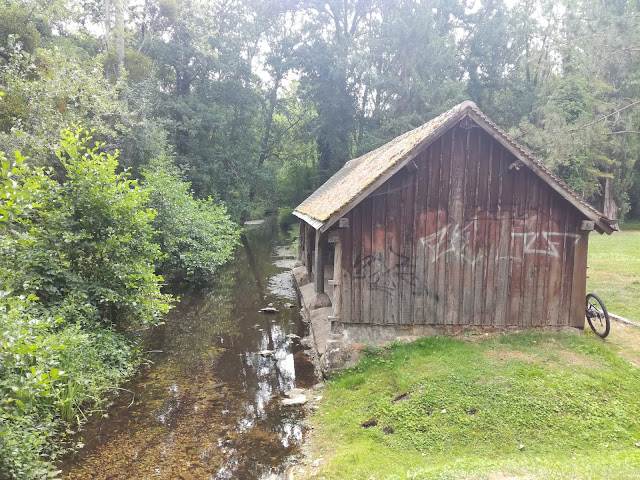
(568, 100, 640, 132)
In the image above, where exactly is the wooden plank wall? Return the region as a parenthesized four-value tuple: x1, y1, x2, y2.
(340, 123, 588, 328)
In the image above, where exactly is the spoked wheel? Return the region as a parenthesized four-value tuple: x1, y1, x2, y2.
(586, 293, 610, 339)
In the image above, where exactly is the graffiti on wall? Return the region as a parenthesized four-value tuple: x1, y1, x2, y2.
(419, 221, 483, 267)
(350, 213, 582, 295)
(352, 246, 412, 294)
(511, 231, 580, 258)
(352, 246, 440, 301)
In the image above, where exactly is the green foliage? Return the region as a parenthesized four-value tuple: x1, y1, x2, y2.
(0, 39, 128, 161)
(101, 49, 154, 85)
(514, 75, 617, 200)
(0, 5, 41, 55)
(0, 149, 40, 222)
(277, 206, 296, 231)
(1, 127, 172, 326)
(0, 127, 175, 476)
(3, 0, 640, 221)
(275, 161, 317, 212)
(0, 34, 168, 185)
(143, 156, 240, 283)
(0, 295, 138, 479)
(587, 226, 640, 321)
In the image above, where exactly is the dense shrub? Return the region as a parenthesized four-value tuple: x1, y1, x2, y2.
(278, 206, 297, 231)
(0, 295, 137, 479)
(0, 130, 170, 478)
(1, 127, 172, 326)
(143, 156, 240, 283)
(0, 128, 241, 477)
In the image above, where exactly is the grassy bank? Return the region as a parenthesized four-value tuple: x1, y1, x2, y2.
(302, 332, 640, 479)
(587, 221, 640, 321)
(301, 226, 640, 479)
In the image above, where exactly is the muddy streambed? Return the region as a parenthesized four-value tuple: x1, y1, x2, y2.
(61, 221, 317, 480)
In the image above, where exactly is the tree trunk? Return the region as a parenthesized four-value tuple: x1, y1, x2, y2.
(104, 0, 111, 51)
(249, 70, 283, 202)
(114, 0, 126, 79)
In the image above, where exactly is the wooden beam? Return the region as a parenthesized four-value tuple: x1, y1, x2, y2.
(580, 220, 595, 231)
(406, 159, 418, 173)
(314, 231, 325, 294)
(305, 224, 313, 277)
(570, 231, 589, 328)
(332, 227, 342, 321)
(297, 219, 304, 261)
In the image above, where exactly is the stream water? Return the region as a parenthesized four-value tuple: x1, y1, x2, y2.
(61, 220, 316, 480)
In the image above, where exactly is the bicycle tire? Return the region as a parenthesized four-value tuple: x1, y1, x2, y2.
(586, 293, 610, 338)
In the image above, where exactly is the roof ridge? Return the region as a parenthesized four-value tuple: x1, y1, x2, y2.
(295, 101, 615, 234)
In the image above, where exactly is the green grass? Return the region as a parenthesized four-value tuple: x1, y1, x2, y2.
(587, 220, 640, 321)
(303, 333, 640, 479)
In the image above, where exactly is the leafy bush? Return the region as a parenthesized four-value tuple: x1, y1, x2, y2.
(143, 156, 240, 283)
(1, 127, 172, 326)
(0, 148, 41, 222)
(275, 161, 317, 212)
(277, 206, 297, 231)
(0, 295, 137, 479)
(0, 130, 171, 477)
(0, 39, 128, 162)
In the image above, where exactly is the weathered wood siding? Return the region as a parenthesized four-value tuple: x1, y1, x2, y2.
(339, 123, 588, 328)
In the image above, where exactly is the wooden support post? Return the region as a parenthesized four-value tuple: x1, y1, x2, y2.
(332, 234, 342, 321)
(297, 220, 304, 261)
(570, 231, 589, 328)
(314, 230, 325, 293)
(305, 224, 313, 278)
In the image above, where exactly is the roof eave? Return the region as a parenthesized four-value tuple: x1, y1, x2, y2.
(292, 210, 325, 230)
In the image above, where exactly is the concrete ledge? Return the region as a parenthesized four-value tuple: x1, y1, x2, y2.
(343, 324, 439, 344)
(294, 268, 335, 377)
(611, 313, 640, 328)
(342, 323, 583, 344)
(310, 307, 332, 355)
(299, 283, 315, 309)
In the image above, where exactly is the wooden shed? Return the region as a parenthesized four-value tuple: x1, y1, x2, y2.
(294, 101, 616, 339)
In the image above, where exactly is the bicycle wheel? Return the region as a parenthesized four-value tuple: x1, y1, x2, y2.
(586, 293, 610, 338)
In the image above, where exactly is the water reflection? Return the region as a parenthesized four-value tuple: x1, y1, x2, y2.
(61, 220, 316, 480)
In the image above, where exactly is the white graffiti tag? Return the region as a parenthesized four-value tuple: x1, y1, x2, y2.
(511, 231, 580, 258)
(419, 222, 483, 266)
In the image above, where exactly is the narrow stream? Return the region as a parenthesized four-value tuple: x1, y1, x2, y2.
(61, 219, 316, 480)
